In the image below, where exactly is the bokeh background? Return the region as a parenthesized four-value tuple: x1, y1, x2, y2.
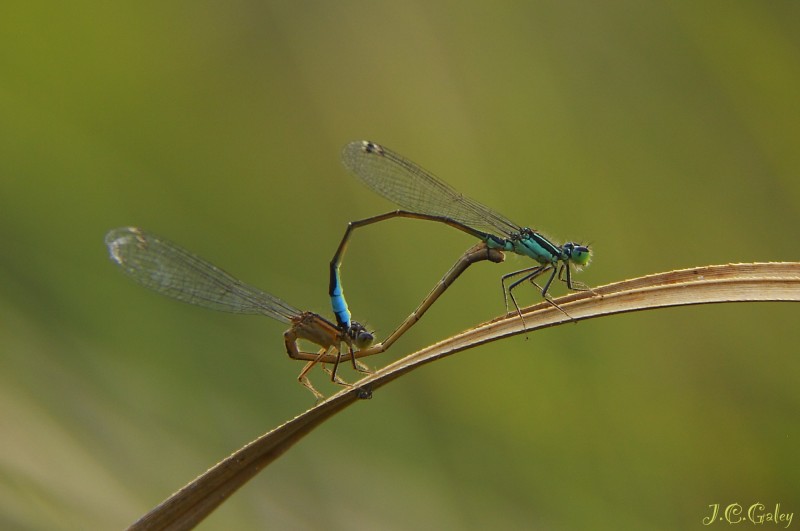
(2, 1, 798, 529)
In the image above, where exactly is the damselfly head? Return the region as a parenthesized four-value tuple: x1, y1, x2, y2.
(349, 321, 375, 349)
(564, 242, 592, 268)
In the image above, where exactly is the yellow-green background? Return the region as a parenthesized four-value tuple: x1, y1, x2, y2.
(1, 2, 798, 530)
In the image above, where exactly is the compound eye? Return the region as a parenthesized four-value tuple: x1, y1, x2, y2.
(571, 246, 591, 267)
(355, 329, 375, 349)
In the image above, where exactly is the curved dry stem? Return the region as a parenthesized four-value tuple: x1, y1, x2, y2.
(128, 262, 800, 531)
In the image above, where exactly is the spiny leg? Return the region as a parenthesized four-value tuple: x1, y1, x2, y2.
(297, 347, 331, 400)
(286, 329, 336, 398)
(559, 263, 598, 295)
(353, 358, 372, 373)
(501, 265, 547, 314)
(505, 265, 554, 329)
(534, 264, 575, 319)
(327, 342, 351, 387)
(346, 341, 373, 374)
(294, 341, 359, 398)
(327, 341, 371, 386)
(511, 264, 575, 320)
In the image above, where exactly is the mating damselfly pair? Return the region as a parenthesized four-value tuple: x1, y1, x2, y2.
(105, 140, 592, 399)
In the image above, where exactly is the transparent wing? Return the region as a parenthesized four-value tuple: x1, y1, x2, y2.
(342, 141, 521, 238)
(105, 227, 299, 323)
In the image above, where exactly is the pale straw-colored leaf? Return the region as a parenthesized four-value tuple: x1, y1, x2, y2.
(128, 262, 800, 530)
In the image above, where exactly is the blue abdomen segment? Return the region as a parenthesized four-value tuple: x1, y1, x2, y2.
(329, 267, 351, 329)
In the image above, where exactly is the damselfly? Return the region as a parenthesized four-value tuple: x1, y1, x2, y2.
(330, 140, 592, 336)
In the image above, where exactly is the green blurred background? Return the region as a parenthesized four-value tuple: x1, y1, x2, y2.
(1, 1, 798, 529)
